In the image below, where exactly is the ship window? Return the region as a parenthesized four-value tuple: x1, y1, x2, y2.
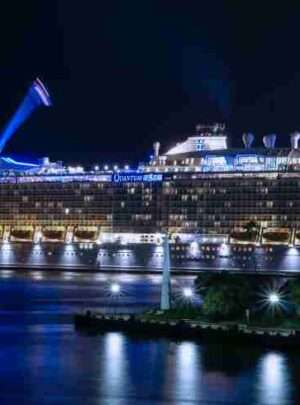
(84, 195, 94, 202)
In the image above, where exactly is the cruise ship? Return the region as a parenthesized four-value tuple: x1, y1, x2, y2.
(1, 117, 300, 273)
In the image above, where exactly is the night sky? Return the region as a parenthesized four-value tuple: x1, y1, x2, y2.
(0, 1, 300, 164)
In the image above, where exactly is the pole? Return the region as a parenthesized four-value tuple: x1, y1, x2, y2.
(160, 234, 171, 310)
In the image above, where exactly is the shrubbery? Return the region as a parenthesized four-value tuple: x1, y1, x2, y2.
(195, 273, 254, 320)
(288, 278, 300, 316)
(193, 274, 300, 323)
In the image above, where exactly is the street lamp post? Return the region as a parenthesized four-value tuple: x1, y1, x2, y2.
(160, 234, 171, 311)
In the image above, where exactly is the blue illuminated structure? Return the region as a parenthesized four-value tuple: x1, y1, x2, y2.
(0, 78, 51, 153)
(1, 157, 38, 168)
(112, 173, 163, 183)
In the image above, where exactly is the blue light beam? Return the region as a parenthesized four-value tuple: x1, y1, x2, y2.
(0, 78, 51, 153)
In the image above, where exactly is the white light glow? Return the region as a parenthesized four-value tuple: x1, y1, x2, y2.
(190, 241, 198, 249)
(111, 283, 120, 294)
(0, 270, 13, 278)
(288, 247, 298, 255)
(32, 271, 43, 280)
(183, 287, 193, 298)
(269, 293, 280, 304)
(63, 272, 74, 280)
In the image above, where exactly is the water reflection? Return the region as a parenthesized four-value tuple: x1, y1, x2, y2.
(257, 352, 291, 405)
(175, 342, 202, 402)
(101, 333, 128, 399)
(0, 271, 298, 404)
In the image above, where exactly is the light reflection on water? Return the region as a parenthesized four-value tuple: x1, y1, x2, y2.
(258, 352, 291, 405)
(0, 270, 297, 404)
(102, 333, 128, 399)
(175, 341, 202, 401)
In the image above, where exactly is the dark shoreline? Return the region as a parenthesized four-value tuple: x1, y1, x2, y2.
(74, 312, 300, 349)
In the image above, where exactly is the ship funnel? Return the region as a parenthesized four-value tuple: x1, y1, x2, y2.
(263, 134, 277, 149)
(242, 133, 255, 148)
(153, 141, 160, 158)
(290, 132, 300, 149)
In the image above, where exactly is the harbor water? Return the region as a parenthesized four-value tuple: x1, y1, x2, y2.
(0, 270, 299, 404)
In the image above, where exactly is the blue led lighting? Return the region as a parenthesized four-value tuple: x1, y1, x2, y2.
(112, 173, 163, 183)
(1, 157, 38, 167)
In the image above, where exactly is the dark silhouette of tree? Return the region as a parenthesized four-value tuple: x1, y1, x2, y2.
(195, 273, 256, 320)
(288, 277, 300, 316)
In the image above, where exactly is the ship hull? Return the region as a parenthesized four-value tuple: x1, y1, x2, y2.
(0, 242, 299, 274)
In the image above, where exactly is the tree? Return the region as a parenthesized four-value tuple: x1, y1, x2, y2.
(195, 273, 253, 320)
(243, 220, 258, 235)
(202, 287, 236, 319)
(288, 278, 300, 316)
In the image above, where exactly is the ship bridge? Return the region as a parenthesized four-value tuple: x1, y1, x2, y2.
(165, 123, 228, 155)
(148, 124, 300, 173)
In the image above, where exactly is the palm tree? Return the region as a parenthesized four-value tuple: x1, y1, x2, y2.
(243, 220, 258, 236)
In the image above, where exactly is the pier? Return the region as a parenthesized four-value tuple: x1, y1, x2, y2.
(74, 311, 300, 349)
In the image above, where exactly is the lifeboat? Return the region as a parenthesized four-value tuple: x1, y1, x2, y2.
(10, 226, 34, 241)
(42, 227, 65, 242)
(230, 230, 257, 244)
(74, 227, 98, 242)
(262, 229, 290, 244)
